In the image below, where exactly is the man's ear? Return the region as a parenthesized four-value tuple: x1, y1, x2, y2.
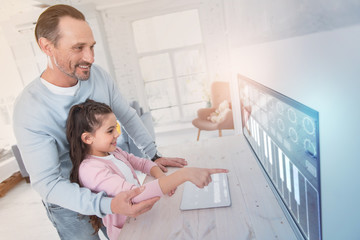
(81, 132, 93, 145)
(38, 37, 54, 56)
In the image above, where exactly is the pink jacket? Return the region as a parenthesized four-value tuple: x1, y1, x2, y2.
(79, 147, 164, 240)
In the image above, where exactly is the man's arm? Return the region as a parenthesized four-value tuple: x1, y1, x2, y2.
(13, 130, 110, 216)
(106, 71, 187, 170)
(12, 90, 111, 217)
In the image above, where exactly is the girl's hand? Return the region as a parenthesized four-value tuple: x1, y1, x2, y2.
(157, 167, 228, 195)
(186, 167, 228, 188)
(168, 187, 177, 196)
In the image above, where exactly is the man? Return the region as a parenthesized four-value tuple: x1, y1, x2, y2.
(12, 4, 187, 239)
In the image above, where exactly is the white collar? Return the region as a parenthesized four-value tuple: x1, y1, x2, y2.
(92, 154, 114, 160)
(40, 78, 80, 96)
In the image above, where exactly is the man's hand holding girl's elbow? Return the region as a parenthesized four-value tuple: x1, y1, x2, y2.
(110, 186, 160, 217)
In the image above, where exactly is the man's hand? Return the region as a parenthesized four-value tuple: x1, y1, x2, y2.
(111, 186, 159, 218)
(154, 157, 187, 172)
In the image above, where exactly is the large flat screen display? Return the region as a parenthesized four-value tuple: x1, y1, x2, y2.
(238, 74, 321, 240)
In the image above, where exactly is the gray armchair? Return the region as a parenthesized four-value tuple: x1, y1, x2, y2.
(11, 145, 30, 183)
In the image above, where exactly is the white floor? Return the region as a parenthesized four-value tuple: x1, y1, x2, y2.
(0, 125, 235, 240)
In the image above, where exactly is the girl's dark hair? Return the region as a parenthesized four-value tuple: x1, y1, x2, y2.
(66, 99, 112, 233)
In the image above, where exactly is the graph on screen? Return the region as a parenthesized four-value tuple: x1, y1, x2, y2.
(238, 74, 321, 240)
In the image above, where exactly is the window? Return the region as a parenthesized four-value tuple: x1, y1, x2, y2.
(132, 9, 208, 125)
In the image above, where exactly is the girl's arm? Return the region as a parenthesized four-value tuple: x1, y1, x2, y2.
(151, 166, 228, 195)
(132, 167, 228, 203)
(150, 165, 166, 179)
(150, 166, 176, 196)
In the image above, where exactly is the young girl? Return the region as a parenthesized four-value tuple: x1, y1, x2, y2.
(66, 99, 228, 240)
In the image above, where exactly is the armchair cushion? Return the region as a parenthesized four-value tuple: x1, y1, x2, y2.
(207, 100, 231, 123)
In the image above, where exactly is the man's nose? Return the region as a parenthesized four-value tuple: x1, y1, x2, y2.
(83, 47, 94, 63)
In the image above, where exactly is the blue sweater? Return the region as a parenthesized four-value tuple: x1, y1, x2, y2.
(12, 65, 156, 217)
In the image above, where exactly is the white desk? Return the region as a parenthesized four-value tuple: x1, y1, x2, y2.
(119, 135, 297, 240)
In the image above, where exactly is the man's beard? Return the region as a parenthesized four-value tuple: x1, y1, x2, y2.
(53, 56, 91, 80)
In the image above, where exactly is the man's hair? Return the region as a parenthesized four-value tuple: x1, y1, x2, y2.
(35, 4, 85, 46)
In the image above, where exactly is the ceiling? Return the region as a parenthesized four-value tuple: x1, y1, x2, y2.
(0, 0, 151, 22)
(0, 0, 43, 22)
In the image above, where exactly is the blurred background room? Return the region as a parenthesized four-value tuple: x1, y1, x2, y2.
(1, 0, 360, 239)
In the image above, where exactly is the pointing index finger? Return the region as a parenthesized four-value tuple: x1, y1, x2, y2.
(209, 168, 229, 174)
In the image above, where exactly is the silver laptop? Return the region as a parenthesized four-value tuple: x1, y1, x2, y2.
(180, 173, 231, 210)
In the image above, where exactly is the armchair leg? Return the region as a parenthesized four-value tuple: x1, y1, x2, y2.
(197, 129, 201, 141)
(219, 130, 222, 137)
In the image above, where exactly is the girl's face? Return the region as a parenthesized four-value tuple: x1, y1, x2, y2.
(88, 113, 120, 157)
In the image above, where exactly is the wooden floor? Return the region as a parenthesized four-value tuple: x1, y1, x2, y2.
(0, 171, 24, 197)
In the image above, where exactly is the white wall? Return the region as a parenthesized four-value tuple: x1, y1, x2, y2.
(229, 20, 360, 240)
(225, 1, 360, 238)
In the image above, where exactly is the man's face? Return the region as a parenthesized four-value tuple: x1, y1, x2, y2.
(51, 16, 96, 80)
